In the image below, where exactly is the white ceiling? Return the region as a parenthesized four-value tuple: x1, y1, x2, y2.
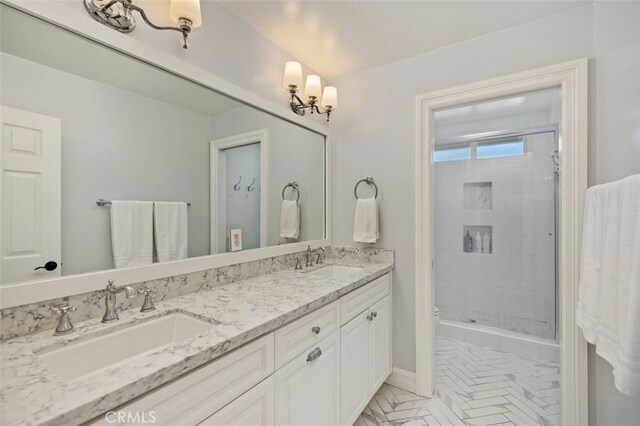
(219, 0, 590, 79)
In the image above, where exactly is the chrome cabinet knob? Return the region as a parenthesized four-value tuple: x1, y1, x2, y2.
(367, 311, 378, 321)
(311, 326, 321, 335)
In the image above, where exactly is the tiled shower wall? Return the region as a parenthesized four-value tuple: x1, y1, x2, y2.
(434, 132, 557, 340)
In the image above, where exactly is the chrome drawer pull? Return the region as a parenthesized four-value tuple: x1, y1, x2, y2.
(311, 326, 321, 335)
(307, 347, 322, 362)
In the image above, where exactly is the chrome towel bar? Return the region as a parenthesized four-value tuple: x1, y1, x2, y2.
(96, 198, 191, 206)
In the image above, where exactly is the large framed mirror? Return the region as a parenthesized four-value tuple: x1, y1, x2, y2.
(0, 3, 329, 306)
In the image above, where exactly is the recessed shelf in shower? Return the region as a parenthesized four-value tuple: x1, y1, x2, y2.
(463, 182, 492, 210)
(463, 225, 492, 254)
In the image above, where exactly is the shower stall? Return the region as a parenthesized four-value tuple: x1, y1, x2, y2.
(433, 88, 560, 355)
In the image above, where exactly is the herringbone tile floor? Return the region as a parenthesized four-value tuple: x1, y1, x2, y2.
(356, 337, 560, 426)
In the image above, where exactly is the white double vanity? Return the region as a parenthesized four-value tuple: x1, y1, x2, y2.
(0, 253, 394, 426)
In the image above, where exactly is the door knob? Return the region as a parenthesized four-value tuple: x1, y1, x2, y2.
(34, 261, 58, 271)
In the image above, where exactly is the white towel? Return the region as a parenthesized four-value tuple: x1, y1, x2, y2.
(576, 174, 640, 396)
(153, 202, 188, 263)
(280, 200, 300, 239)
(110, 201, 154, 269)
(353, 197, 379, 243)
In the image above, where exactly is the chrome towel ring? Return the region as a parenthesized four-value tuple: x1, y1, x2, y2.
(354, 176, 378, 199)
(282, 182, 300, 202)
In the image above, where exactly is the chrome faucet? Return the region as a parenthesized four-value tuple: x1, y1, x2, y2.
(315, 247, 326, 265)
(305, 245, 313, 268)
(102, 280, 137, 323)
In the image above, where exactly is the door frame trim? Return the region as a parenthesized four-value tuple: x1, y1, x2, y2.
(210, 129, 269, 254)
(414, 59, 588, 425)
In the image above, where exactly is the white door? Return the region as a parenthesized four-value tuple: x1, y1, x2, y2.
(0, 106, 61, 284)
(369, 296, 392, 391)
(275, 331, 341, 426)
(200, 376, 275, 426)
(340, 311, 370, 426)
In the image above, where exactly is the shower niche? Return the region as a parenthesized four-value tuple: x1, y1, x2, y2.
(463, 226, 492, 254)
(463, 181, 492, 210)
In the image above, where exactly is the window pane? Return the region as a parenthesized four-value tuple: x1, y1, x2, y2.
(477, 140, 524, 159)
(434, 146, 471, 162)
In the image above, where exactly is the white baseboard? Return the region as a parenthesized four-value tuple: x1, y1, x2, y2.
(385, 367, 416, 393)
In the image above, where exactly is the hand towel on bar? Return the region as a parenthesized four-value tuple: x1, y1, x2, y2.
(576, 174, 640, 396)
(280, 199, 300, 239)
(110, 201, 154, 269)
(153, 202, 188, 263)
(353, 197, 379, 243)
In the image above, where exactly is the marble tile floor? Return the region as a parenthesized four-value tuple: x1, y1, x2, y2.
(355, 336, 560, 426)
(438, 307, 556, 341)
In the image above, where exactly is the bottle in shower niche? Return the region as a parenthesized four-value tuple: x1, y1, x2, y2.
(464, 231, 473, 253)
(482, 232, 491, 254)
(474, 231, 482, 253)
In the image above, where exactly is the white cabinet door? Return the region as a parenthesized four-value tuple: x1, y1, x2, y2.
(200, 376, 274, 426)
(369, 296, 392, 391)
(275, 330, 340, 426)
(0, 106, 61, 284)
(340, 311, 371, 426)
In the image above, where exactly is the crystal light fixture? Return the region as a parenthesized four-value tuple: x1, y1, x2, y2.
(283, 61, 337, 122)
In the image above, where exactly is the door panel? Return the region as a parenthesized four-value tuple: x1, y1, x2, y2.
(1, 106, 61, 284)
(275, 331, 340, 426)
(340, 311, 370, 426)
(370, 296, 392, 391)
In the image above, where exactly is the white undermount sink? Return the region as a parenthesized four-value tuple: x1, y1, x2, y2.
(308, 265, 362, 279)
(38, 312, 213, 381)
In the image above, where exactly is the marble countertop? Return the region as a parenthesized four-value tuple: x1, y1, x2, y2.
(0, 259, 393, 426)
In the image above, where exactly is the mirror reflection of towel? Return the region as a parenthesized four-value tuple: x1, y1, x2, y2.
(280, 200, 300, 239)
(110, 201, 154, 268)
(154, 202, 188, 262)
(353, 197, 379, 243)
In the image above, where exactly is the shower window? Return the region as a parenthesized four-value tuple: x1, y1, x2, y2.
(433, 145, 471, 162)
(434, 138, 524, 163)
(476, 138, 524, 159)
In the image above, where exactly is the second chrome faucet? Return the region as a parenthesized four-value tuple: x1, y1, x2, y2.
(102, 280, 137, 323)
(101, 280, 156, 323)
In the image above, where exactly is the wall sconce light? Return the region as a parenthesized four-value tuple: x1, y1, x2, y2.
(283, 61, 337, 122)
(84, 0, 202, 49)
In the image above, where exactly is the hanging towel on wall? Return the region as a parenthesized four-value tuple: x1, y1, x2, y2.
(577, 174, 640, 396)
(110, 201, 154, 268)
(353, 197, 379, 243)
(280, 199, 300, 239)
(154, 202, 189, 263)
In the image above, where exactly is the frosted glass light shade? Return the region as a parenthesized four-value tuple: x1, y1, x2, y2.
(283, 61, 303, 88)
(305, 75, 322, 99)
(321, 86, 338, 108)
(170, 0, 202, 28)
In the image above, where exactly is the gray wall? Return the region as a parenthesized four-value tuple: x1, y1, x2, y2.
(1, 53, 211, 275)
(210, 106, 325, 247)
(331, 3, 640, 425)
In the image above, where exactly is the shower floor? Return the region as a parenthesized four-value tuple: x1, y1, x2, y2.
(439, 307, 555, 341)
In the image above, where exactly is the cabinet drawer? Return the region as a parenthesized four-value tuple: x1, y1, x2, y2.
(340, 274, 390, 325)
(275, 300, 340, 368)
(88, 334, 274, 426)
(199, 376, 274, 426)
